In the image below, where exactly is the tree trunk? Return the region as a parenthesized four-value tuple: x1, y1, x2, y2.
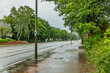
(81, 36, 84, 44)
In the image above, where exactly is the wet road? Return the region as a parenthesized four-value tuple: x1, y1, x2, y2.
(0, 41, 71, 70)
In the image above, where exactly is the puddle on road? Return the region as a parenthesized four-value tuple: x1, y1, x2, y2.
(65, 49, 86, 53)
(1, 52, 55, 73)
(65, 49, 78, 52)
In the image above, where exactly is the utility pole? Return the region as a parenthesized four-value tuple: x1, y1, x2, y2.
(70, 25, 73, 44)
(35, 0, 38, 61)
(71, 31, 72, 44)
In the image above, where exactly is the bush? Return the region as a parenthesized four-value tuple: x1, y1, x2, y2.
(86, 41, 110, 73)
(0, 39, 15, 43)
(84, 34, 102, 51)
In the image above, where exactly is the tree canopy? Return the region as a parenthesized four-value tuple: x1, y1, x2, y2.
(2, 5, 78, 42)
(55, 0, 110, 36)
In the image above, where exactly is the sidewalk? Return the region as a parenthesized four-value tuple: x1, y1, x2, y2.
(37, 41, 81, 73)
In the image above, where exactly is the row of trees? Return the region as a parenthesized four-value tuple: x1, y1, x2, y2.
(2, 6, 78, 42)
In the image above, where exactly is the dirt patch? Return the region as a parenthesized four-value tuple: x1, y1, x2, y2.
(79, 52, 96, 73)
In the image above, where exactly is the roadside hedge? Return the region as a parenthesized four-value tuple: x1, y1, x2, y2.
(0, 39, 15, 43)
(86, 41, 110, 73)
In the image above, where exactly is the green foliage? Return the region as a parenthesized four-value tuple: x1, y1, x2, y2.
(0, 39, 15, 43)
(0, 26, 6, 38)
(55, 0, 110, 72)
(38, 18, 52, 39)
(2, 5, 78, 42)
(55, 0, 110, 36)
(86, 41, 110, 73)
(77, 22, 101, 36)
(3, 6, 35, 41)
(0, 26, 12, 38)
(84, 34, 102, 50)
(60, 30, 68, 40)
(84, 27, 110, 73)
(37, 21, 46, 41)
(103, 27, 110, 43)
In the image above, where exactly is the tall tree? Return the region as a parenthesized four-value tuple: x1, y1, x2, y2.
(55, 0, 110, 36)
(3, 6, 35, 41)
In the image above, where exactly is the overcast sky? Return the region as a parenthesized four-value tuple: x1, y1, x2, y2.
(0, 0, 69, 31)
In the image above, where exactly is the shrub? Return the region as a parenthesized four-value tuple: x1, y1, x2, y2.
(84, 34, 102, 51)
(0, 39, 15, 43)
(86, 41, 110, 73)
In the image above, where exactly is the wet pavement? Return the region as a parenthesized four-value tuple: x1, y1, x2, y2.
(0, 41, 71, 71)
(0, 40, 81, 73)
(37, 40, 81, 73)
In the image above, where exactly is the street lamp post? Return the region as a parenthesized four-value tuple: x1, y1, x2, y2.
(35, 0, 38, 61)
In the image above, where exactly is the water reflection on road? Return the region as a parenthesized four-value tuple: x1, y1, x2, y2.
(0, 41, 72, 73)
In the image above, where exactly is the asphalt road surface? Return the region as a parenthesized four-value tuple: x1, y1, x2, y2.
(0, 41, 71, 70)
